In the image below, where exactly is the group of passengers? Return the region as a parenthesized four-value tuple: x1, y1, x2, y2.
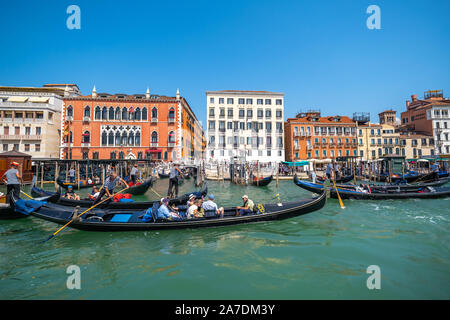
(153, 193, 256, 222)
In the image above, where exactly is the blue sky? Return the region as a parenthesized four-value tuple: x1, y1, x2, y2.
(1, 0, 449, 127)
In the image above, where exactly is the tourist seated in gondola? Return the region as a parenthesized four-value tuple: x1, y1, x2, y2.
(202, 194, 224, 218)
(87, 177, 93, 185)
(89, 186, 101, 201)
(157, 198, 182, 221)
(236, 195, 255, 216)
(187, 199, 204, 219)
(64, 186, 80, 201)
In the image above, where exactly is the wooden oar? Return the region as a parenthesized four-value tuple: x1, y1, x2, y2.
(43, 186, 130, 243)
(332, 175, 345, 209)
(20, 190, 34, 200)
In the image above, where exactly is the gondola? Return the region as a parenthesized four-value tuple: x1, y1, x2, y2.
(158, 172, 170, 179)
(252, 175, 273, 187)
(30, 183, 208, 209)
(293, 175, 450, 200)
(125, 177, 154, 195)
(0, 192, 60, 220)
(316, 174, 354, 183)
(27, 190, 326, 231)
(56, 177, 100, 189)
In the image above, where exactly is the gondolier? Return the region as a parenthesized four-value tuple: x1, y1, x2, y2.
(167, 164, 184, 198)
(130, 164, 138, 185)
(68, 167, 76, 183)
(93, 170, 128, 205)
(1, 162, 23, 203)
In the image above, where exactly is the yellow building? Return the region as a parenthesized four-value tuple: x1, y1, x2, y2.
(355, 110, 434, 161)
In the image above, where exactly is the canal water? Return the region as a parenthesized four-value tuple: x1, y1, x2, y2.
(0, 179, 449, 299)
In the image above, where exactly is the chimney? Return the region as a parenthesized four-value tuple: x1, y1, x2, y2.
(411, 94, 417, 102)
(406, 100, 410, 108)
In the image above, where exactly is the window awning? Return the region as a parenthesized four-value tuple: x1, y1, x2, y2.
(7, 96, 28, 102)
(28, 97, 49, 103)
(145, 149, 161, 153)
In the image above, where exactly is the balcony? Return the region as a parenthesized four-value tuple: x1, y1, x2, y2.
(168, 117, 175, 123)
(0, 134, 42, 140)
(168, 142, 176, 148)
(66, 116, 73, 121)
(435, 128, 442, 134)
(307, 145, 313, 150)
(61, 143, 73, 148)
(83, 116, 90, 122)
(293, 132, 300, 137)
(151, 142, 158, 147)
(294, 145, 300, 150)
(81, 142, 91, 148)
(151, 117, 158, 123)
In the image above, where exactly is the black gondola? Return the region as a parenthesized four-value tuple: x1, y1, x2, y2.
(56, 177, 100, 189)
(294, 175, 450, 200)
(125, 177, 154, 195)
(27, 191, 326, 231)
(30, 183, 208, 209)
(316, 174, 354, 183)
(0, 192, 60, 220)
(158, 172, 170, 179)
(252, 175, 273, 187)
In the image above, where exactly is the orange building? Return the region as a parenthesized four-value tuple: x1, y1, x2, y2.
(284, 111, 357, 161)
(61, 87, 205, 161)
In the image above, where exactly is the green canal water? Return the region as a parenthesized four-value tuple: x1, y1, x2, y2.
(0, 179, 449, 299)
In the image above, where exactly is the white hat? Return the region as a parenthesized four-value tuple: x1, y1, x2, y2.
(242, 195, 248, 199)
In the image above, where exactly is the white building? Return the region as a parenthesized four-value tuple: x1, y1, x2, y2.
(427, 105, 450, 155)
(0, 84, 80, 160)
(205, 90, 285, 163)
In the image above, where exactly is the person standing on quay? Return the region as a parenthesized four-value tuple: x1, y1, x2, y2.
(1, 162, 23, 203)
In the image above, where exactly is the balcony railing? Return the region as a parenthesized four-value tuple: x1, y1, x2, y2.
(150, 142, 158, 147)
(168, 142, 176, 148)
(0, 134, 42, 140)
(66, 116, 73, 121)
(151, 117, 158, 123)
(81, 142, 90, 148)
(168, 117, 175, 123)
(83, 116, 90, 122)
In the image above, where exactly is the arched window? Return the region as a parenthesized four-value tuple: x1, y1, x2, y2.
(67, 105, 73, 117)
(84, 106, 90, 118)
(122, 107, 128, 121)
(115, 131, 121, 145)
(135, 132, 141, 146)
(101, 131, 107, 146)
(151, 107, 158, 119)
(102, 107, 107, 120)
(95, 106, 101, 119)
(115, 107, 121, 120)
(108, 131, 114, 145)
(164, 151, 168, 160)
(119, 151, 124, 160)
(110, 151, 116, 160)
(134, 108, 141, 120)
(138, 152, 143, 160)
(151, 131, 158, 143)
(168, 107, 175, 120)
(142, 107, 147, 120)
(121, 131, 128, 146)
(82, 131, 90, 143)
(64, 131, 73, 143)
(128, 131, 134, 146)
(168, 131, 175, 143)
(128, 107, 134, 120)
(109, 107, 115, 120)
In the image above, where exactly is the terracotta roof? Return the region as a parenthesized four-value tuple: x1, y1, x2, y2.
(286, 115, 356, 124)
